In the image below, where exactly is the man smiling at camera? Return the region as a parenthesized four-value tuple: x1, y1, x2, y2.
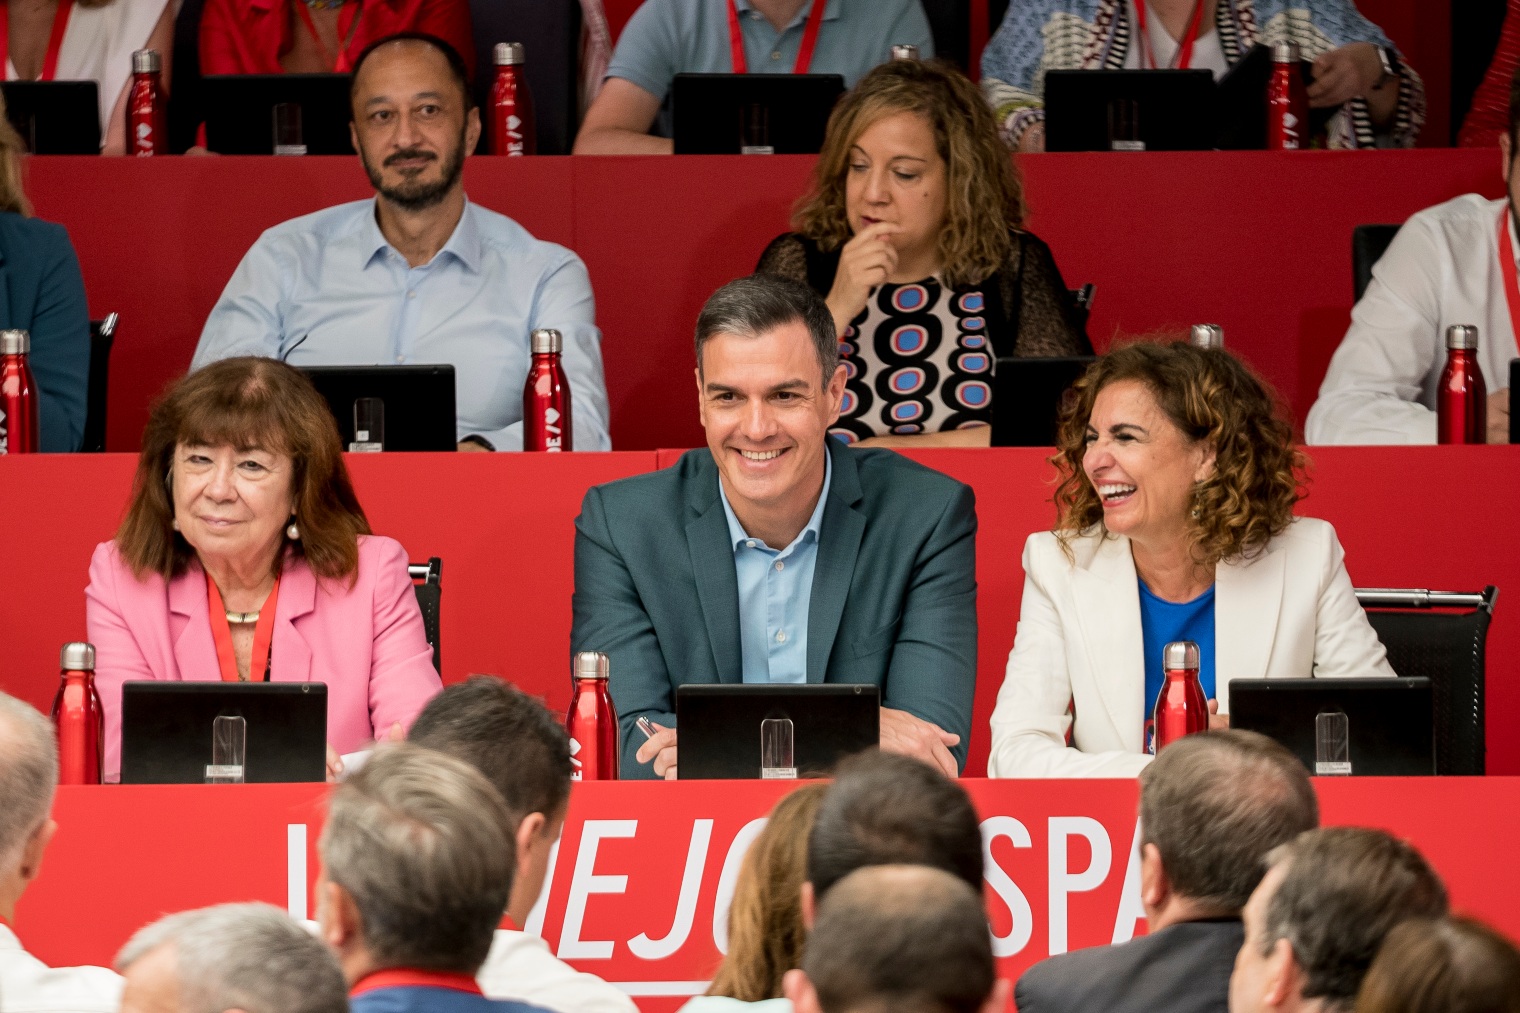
(571, 274, 977, 778)
(192, 33, 610, 452)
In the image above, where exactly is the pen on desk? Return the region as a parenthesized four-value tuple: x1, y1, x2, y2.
(636, 715, 658, 740)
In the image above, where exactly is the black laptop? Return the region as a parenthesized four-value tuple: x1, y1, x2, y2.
(990, 355, 1095, 447)
(202, 73, 355, 155)
(672, 73, 845, 154)
(1228, 677, 1435, 776)
(120, 682, 328, 784)
(0, 81, 100, 153)
(300, 365, 457, 452)
(675, 684, 879, 779)
(1044, 69, 1215, 151)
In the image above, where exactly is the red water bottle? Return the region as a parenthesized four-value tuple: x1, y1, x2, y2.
(1438, 324, 1487, 444)
(523, 328, 573, 452)
(567, 652, 618, 780)
(1149, 641, 1209, 754)
(51, 643, 102, 785)
(0, 329, 39, 454)
(489, 42, 536, 156)
(129, 50, 167, 156)
(1267, 42, 1308, 150)
(1189, 324, 1224, 350)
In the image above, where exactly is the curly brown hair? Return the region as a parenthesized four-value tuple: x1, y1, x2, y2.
(1051, 341, 1306, 566)
(116, 357, 371, 584)
(792, 59, 1025, 289)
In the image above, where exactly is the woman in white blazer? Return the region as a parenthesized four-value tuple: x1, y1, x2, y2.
(989, 341, 1394, 778)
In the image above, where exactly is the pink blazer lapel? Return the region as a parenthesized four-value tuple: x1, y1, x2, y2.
(168, 562, 218, 682)
(272, 555, 316, 685)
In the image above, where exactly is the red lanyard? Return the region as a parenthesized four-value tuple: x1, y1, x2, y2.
(0, 0, 76, 82)
(1499, 208, 1520, 350)
(350, 969, 485, 998)
(207, 575, 280, 684)
(727, 0, 827, 75)
(1134, 0, 1205, 70)
(292, 0, 364, 73)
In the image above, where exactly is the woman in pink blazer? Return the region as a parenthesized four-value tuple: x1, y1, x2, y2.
(86, 357, 442, 782)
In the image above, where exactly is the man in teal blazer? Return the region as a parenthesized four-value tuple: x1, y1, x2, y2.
(572, 275, 977, 778)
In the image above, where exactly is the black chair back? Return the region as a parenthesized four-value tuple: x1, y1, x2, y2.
(1352, 224, 1400, 302)
(409, 557, 443, 673)
(470, 0, 581, 155)
(1068, 283, 1095, 331)
(84, 314, 117, 453)
(919, 0, 970, 69)
(1356, 587, 1496, 776)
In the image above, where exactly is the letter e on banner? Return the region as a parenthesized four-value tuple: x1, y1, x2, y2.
(980, 817, 1034, 957)
(628, 820, 714, 960)
(1047, 817, 1112, 955)
(559, 820, 637, 959)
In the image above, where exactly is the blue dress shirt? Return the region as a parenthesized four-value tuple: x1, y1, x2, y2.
(192, 198, 611, 451)
(719, 453, 832, 684)
(1139, 580, 1216, 744)
(352, 984, 550, 1013)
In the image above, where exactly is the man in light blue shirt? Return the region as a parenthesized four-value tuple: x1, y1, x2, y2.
(194, 34, 611, 452)
(575, 0, 934, 154)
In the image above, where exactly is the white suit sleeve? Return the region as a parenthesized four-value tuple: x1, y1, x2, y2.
(1305, 219, 1446, 445)
(987, 537, 1152, 779)
(1310, 524, 1398, 679)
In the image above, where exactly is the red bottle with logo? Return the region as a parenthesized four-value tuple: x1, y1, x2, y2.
(490, 42, 536, 156)
(1438, 324, 1487, 444)
(523, 328, 573, 452)
(52, 643, 102, 786)
(567, 652, 619, 780)
(1149, 641, 1209, 754)
(1267, 42, 1308, 150)
(129, 50, 167, 156)
(0, 330, 39, 454)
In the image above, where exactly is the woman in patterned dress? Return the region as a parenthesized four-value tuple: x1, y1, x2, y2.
(757, 58, 1091, 448)
(981, 0, 1423, 152)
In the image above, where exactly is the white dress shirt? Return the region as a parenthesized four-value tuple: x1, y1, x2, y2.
(0, 924, 121, 1013)
(1121, 1, 1229, 78)
(3, 0, 172, 144)
(193, 198, 612, 451)
(1307, 193, 1519, 445)
(477, 929, 637, 1013)
(988, 518, 1394, 778)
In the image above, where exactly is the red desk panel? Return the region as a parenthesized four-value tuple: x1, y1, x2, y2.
(1, 447, 1515, 775)
(16, 778, 1520, 1009)
(23, 149, 1501, 452)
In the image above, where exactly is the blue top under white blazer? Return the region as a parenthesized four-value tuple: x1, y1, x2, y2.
(988, 516, 1396, 778)
(0, 212, 89, 452)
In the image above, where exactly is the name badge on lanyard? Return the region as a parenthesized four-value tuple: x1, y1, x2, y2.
(0, 0, 76, 82)
(727, 0, 827, 75)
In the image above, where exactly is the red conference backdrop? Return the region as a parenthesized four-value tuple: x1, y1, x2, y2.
(17, 778, 1520, 1013)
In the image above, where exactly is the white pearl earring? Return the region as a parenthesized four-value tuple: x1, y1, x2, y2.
(287, 522, 300, 540)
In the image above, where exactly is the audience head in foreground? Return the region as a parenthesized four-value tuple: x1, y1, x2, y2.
(117, 903, 346, 1013)
(1230, 827, 1449, 1013)
(987, 341, 1394, 779)
(579, 275, 977, 779)
(1354, 915, 1520, 1013)
(92, 356, 439, 780)
(706, 782, 830, 1002)
(756, 58, 1089, 446)
(317, 744, 516, 994)
(785, 865, 1007, 1013)
(1015, 729, 1320, 1013)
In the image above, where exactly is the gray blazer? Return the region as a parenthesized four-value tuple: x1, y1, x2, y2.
(571, 439, 978, 777)
(1016, 919, 1245, 1013)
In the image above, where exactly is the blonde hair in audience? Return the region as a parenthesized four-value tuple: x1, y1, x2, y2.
(0, 693, 57, 866)
(0, 92, 33, 217)
(793, 59, 1025, 289)
(1355, 916, 1520, 1013)
(1051, 340, 1305, 566)
(707, 782, 829, 1002)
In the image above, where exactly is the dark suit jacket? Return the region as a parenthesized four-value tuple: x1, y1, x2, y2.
(571, 439, 978, 777)
(1015, 919, 1245, 1013)
(0, 212, 89, 452)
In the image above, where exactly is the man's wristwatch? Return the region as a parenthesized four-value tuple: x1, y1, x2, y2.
(1370, 45, 1396, 90)
(460, 435, 496, 451)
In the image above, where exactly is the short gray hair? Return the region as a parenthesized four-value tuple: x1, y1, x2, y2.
(116, 903, 346, 1013)
(320, 743, 515, 974)
(0, 692, 59, 865)
(1259, 827, 1449, 1011)
(695, 275, 839, 381)
(1138, 729, 1318, 912)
